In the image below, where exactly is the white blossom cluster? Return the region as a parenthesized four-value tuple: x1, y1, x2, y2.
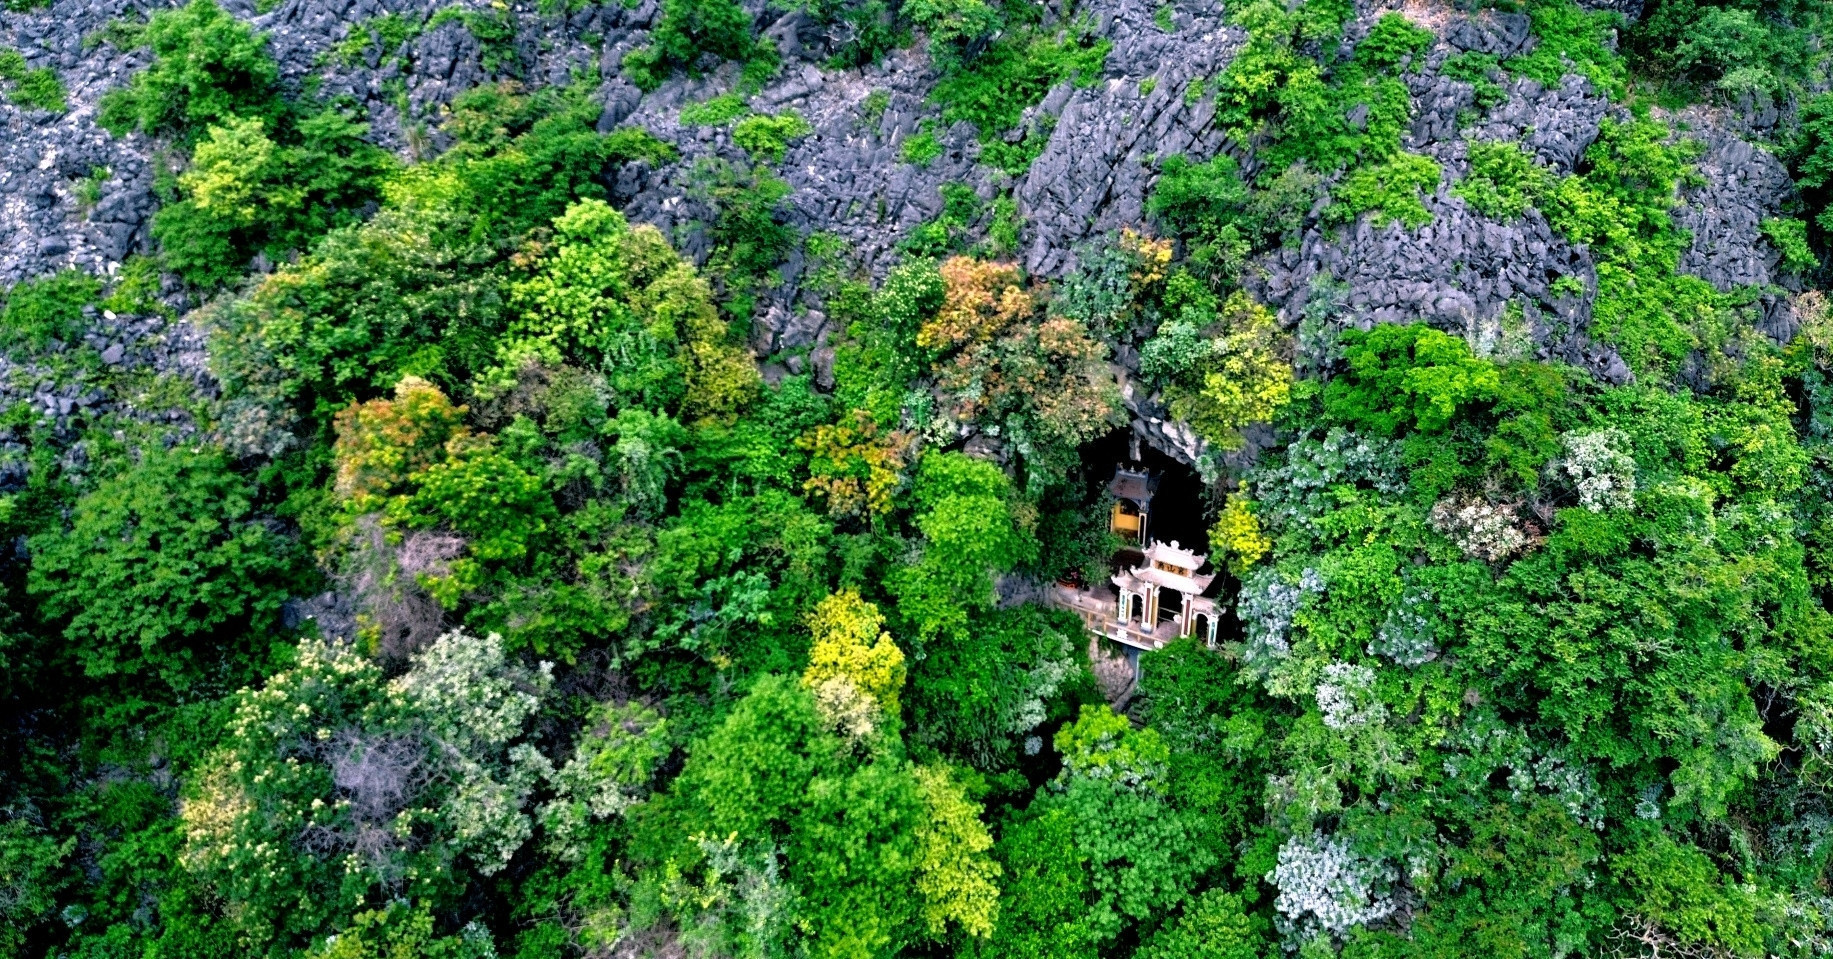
(540, 700, 670, 861)
(1369, 586, 1438, 666)
(1561, 428, 1637, 512)
(1442, 714, 1604, 829)
(390, 630, 553, 756)
(1003, 632, 1078, 735)
(1636, 784, 1666, 821)
(1316, 662, 1387, 730)
(1237, 566, 1325, 682)
(810, 674, 878, 742)
(391, 631, 557, 874)
(1430, 495, 1529, 562)
(1507, 754, 1605, 829)
(1269, 830, 1398, 940)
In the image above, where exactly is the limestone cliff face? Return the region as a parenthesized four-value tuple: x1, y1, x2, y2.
(0, 0, 1802, 464)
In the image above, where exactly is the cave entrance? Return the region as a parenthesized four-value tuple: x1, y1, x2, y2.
(1046, 426, 1221, 695)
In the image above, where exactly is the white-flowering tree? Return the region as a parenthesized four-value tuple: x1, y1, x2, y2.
(180, 631, 554, 951)
(1269, 830, 1399, 944)
(1560, 427, 1638, 512)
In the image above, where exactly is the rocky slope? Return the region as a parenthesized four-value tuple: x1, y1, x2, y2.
(0, 0, 1805, 460)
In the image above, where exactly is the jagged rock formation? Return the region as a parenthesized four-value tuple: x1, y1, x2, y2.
(0, 0, 1809, 466)
(1013, 0, 1241, 276)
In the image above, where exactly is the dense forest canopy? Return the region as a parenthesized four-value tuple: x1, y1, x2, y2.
(1, 0, 1832, 955)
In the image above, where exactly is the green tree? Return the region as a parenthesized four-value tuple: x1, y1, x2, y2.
(27, 446, 304, 694)
(99, 0, 280, 140)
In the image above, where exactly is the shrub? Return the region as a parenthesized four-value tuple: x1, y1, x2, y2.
(0, 269, 101, 350)
(98, 0, 281, 140)
(1441, 50, 1507, 109)
(679, 91, 751, 126)
(647, 0, 755, 77)
(929, 30, 1111, 175)
(1326, 152, 1442, 229)
(900, 130, 942, 167)
(154, 110, 395, 287)
(733, 111, 813, 162)
(1455, 141, 1555, 221)
(1154, 291, 1295, 450)
(27, 446, 304, 694)
(1763, 217, 1817, 274)
(0, 48, 66, 113)
(1504, 0, 1627, 100)
(904, 0, 1006, 67)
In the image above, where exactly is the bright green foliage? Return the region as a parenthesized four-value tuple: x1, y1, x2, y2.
(1504, 0, 1629, 100)
(0, 48, 66, 112)
(1324, 325, 1502, 435)
(206, 104, 681, 432)
(987, 706, 1216, 952)
(1542, 118, 1720, 378)
(89, 0, 397, 285)
(890, 453, 1038, 642)
(900, 130, 942, 167)
(1764, 216, 1818, 274)
(983, 805, 1104, 959)
(305, 902, 498, 959)
(1612, 829, 1766, 955)
(98, 0, 281, 140)
(406, 437, 554, 561)
(0, 269, 101, 350)
(397, 81, 677, 244)
(1135, 889, 1270, 959)
(27, 446, 303, 694)
(154, 110, 395, 287)
(734, 111, 814, 162)
(680, 91, 751, 127)
(1149, 291, 1295, 450)
(912, 765, 1001, 939)
(1214, 4, 1422, 176)
(1326, 152, 1442, 229)
(497, 198, 758, 418)
(638, 675, 957, 959)
(928, 29, 1111, 175)
(1455, 141, 1555, 221)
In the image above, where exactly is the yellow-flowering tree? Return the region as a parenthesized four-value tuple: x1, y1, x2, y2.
(913, 765, 1001, 940)
(803, 590, 907, 735)
(1144, 291, 1294, 450)
(331, 375, 467, 505)
(1208, 484, 1270, 576)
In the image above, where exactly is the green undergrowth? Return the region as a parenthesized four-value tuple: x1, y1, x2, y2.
(0, 48, 66, 113)
(928, 25, 1111, 176)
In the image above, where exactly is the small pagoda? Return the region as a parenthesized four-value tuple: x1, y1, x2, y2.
(1111, 540, 1220, 648)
